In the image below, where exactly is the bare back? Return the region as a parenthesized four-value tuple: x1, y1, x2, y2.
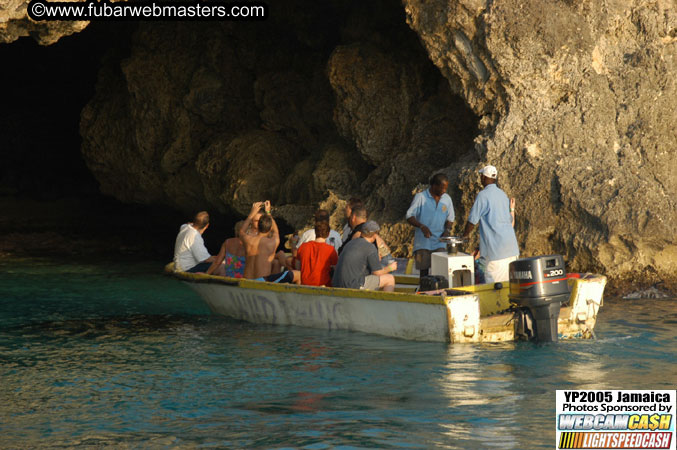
(242, 234, 277, 278)
(240, 202, 280, 279)
(253, 235, 277, 278)
(224, 237, 245, 258)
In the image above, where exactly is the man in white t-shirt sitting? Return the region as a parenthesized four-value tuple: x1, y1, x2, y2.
(295, 209, 342, 253)
(173, 211, 217, 273)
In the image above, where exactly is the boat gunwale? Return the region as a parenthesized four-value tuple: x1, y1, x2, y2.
(165, 264, 449, 305)
(165, 264, 607, 309)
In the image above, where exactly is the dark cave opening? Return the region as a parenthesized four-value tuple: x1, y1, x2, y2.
(0, 21, 197, 258)
(1, 27, 107, 199)
(0, 0, 480, 260)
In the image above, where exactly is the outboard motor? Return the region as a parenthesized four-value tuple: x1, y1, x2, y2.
(509, 255, 570, 342)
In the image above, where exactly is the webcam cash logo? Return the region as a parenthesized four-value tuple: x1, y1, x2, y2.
(556, 390, 675, 449)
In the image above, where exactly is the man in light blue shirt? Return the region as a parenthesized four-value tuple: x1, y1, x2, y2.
(463, 165, 519, 283)
(406, 173, 455, 278)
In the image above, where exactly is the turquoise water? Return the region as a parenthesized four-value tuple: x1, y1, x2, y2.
(0, 259, 675, 448)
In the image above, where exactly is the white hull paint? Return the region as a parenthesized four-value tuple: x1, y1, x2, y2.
(190, 282, 453, 342)
(168, 265, 606, 344)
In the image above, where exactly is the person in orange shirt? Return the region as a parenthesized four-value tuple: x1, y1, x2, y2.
(296, 221, 338, 286)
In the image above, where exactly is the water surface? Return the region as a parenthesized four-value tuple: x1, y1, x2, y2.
(0, 259, 675, 448)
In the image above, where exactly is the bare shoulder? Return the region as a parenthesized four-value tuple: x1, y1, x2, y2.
(260, 236, 278, 250)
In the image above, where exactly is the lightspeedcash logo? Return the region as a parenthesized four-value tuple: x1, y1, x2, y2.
(556, 390, 676, 449)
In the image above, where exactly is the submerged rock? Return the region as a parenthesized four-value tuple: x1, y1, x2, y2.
(622, 287, 672, 300)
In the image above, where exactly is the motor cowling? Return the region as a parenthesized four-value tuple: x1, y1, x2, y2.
(509, 255, 570, 342)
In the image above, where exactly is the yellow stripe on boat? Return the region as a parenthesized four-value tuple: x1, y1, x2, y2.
(166, 263, 447, 305)
(165, 263, 606, 343)
(453, 283, 511, 316)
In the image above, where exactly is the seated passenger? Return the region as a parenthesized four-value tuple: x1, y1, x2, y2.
(340, 205, 368, 250)
(296, 221, 338, 286)
(332, 221, 397, 292)
(341, 197, 363, 242)
(275, 209, 341, 271)
(338, 205, 394, 264)
(206, 221, 246, 278)
(173, 211, 216, 273)
(294, 209, 342, 253)
(240, 201, 300, 284)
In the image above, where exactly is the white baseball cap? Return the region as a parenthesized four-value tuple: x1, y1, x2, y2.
(479, 165, 497, 179)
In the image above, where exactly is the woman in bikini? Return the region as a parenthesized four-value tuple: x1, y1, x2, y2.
(206, 221, 246, 278)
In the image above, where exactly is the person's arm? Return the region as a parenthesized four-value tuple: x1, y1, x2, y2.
(294, 243, 304, 270)
(462, 222, 475, 239)
(206, 241, 227, 275)
(372, 261, 397, 276)
(367, 246, 396, 276)
(462, 195, 484, 239)
(290, 234, 300, 258)
(510, 198, 516, 227)
(406, 193, 432, 238)
(240, 202, 263, 244)
(374, 234, 392, 258)
(265, 201, 280, 248)
(372, 259, 397, 276)
(446, 195, 456, 224)
(442, 220, 454, 237)
(406, 216, 432, 238)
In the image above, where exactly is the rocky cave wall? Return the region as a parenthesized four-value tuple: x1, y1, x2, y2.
(3, 0, 676, 286)
(78, 0, 479, 255)
(403, 0, 677, 284)
(0, 0, 87, 44)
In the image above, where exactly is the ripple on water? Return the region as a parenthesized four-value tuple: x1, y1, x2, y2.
(0, 260, 675, 448)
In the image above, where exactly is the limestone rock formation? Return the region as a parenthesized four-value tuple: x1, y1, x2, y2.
(7, 0, 675, 287)
(0, 0, 88, 44)
(405, 0, 677, 284)
(80, 0, 477, 229)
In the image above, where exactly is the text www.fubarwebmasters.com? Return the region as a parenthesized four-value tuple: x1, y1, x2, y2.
(27, 0, 267, 21)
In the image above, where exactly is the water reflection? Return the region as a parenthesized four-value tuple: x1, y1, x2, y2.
(565, 350, 609, 390)
(437, 343, 519, 448)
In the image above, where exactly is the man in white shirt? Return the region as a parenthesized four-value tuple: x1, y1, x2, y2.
(295, 209, 343, 254)
(174, 211, 216, 272)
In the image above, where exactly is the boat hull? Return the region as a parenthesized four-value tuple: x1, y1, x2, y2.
(167, 265, 606, 343)
(189, 281, 453, 342)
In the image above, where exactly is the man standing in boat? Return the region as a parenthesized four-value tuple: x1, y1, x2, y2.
(240, 201, 300, 283)
(462, 165, 519, 283)
(332, 221, 396, 292)
(406, 173, 455, 279)
(173, 211, 217, 272)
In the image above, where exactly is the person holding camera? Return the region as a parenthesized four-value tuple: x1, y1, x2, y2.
(239, 201, 299, 283)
